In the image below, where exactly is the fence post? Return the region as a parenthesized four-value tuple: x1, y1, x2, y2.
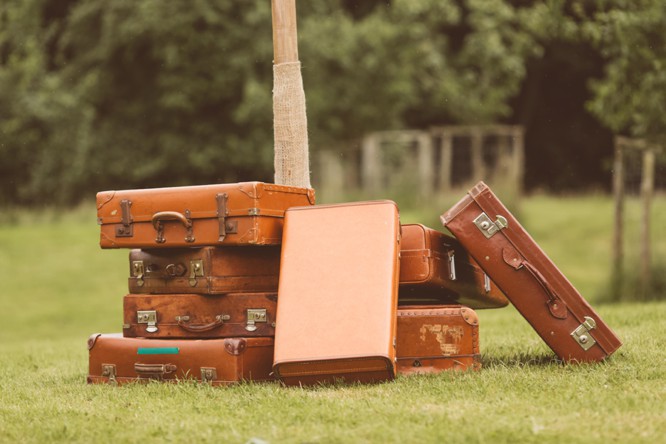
(612, 137, 624, 300)
(639, 148, 656, 297)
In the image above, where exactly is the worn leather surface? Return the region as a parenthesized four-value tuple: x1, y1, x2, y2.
(396, 305, 480, 375)
(128, 246, 280, 294)
(87, 334, 274, 386)
(399, 224, 508, 309)
(123, 292, 277, 339)
(273, 201, 400, 385)
(441, 181, 622, 363)
(97, 182, 315, 248)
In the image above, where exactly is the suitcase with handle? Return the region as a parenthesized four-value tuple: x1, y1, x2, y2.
(399, 224, 508, 309)
(97, 182, 315, 248)
(440, 181, 622, 362)
(123, 292, 277, 339)
(396, 305, 481, 375)
(128, 246, 280, 294)
(87, 334, 274, 386)
(273, 201, 401, 386)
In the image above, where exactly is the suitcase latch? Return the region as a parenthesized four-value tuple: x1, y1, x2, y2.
(189, 259, 205, 287)
(201, 367, 217, 384)
(447, 250, 457, 280)
(137, 310, 158, 333)
(571, 316, 597, 351)
(216, 193, 239, 242)
(246, 309, 267, 332)
(115, 199, 134, 237)
(474, 213, 508, 239)
(132, 260, 145, 287)
(101, 364, 117, 385)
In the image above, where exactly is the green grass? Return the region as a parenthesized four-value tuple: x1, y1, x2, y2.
(1, 196, 665, 443)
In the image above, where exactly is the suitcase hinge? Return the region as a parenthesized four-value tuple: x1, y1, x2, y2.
(115, 199, 134, 237)
(571, 316, 597, 351)
(447, 250, 457, 280)
(483, 273, 491, 293)
(101, 364, 117, 385)
(216, 194, 238, 242)
(474, 213, 508, 239)
(132, 260, 145, 287)
(189, 259, 205, 286)
(200, 367, 217, 384)
(137, 310, 158, 333)
(246, 308, 267, 332)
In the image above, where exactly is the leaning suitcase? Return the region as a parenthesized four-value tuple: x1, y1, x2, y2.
(87, 334, 274, 386)
(128, 246, 280, 294)
(123, 293, 277, 339)
(440, 181, 622, 362)
(273, 201, 401, 386)
(396, 305, 481, 375)
(97, 182, 315, 248)
(399, 224, 508, 309)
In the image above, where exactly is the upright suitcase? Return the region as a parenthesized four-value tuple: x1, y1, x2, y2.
(128, 246, 280, 294)
(87, 334, 274, 386)
(123, 293, 277, 339)
(97, 182, 315, 248)
(399, 224, 508, 309)
(396, 305, 481, 375)
(440, 182, 622, 362)
(273, 201, 401, 386)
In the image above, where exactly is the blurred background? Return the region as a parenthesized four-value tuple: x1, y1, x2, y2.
(0, 0, 664, 303)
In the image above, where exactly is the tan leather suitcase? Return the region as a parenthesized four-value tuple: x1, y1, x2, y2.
(273, 201, 401, 386)
(396, 305, 481, 375)
(123, 293, 277, 339)
(399, 224, 508, 309)
(87, 334, 274, 386)
(441, 182, 622, 362)
(97, 182, 315, 248)
(128, 246, 280, 294)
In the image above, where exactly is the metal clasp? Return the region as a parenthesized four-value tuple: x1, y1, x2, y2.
(101, 364, 117, 385)
(132, 260, 145, 287)
(447, 250, 457, 280)
(137, 310, 158, 333)
(115, 199, 134, 237)
(571, 316, 597, 351)
(246, 309, 267, 332)
(201, 367, 217, 384)
(189, 259, 204, 287)
(474, 213, 508, 239)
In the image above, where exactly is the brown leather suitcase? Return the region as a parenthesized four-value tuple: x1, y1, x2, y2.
(440, 182, 622, 362)
(97, 182, 315, 248)
(399, 224, 508, 309)
(87, 334, 274, 386)
(396, 305, 481, 375)
(123, 292, 277, 339)
(273, 201, 401, 386)
(128, 246, 280, 294)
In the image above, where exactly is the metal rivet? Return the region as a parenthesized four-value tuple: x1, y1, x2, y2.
(580, 335, 588, 343)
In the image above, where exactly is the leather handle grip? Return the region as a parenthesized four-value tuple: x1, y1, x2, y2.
(134, 363, 177, 376)
(502, 247, 568, 319)
(151, 211, 192, 230)
(175, 315, 228, 332)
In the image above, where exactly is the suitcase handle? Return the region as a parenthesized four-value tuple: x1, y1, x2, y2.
(503, 247, 568, 319)
(134, 363, 177, 378)
(152, 211, 195, 244)
(175, 314, 231, 332)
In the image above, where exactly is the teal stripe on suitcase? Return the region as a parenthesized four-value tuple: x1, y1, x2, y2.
(136, 347, 180, 355)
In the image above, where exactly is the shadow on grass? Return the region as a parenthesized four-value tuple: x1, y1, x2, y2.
(480, 352, 562, 369)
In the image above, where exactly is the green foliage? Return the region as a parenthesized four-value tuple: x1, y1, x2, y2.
(585, 0, 666, 141)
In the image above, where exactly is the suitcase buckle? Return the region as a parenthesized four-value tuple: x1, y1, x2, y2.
(137, 310, 158, 333)
(132, 261, 145, 287)
(246, 309, 267, 332)
(189, 260, 205, 286)
(101, 364, 118, 385)
(571, 316, 597, 351)
(474, 213, 508, 239)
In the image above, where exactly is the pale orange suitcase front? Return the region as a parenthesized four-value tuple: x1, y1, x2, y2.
(273, 201, 401, 386)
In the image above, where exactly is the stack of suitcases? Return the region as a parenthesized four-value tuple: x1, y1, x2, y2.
(87, 181, 621, 386)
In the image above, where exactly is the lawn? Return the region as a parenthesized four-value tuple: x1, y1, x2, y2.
(0, 194, 664, 443)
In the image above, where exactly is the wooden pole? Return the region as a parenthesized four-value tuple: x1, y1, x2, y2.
(639, 148, 656, 297)
(272, 0, 299, 63)
(611, 137, 624, 301)
(271, 0, 311, 188)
